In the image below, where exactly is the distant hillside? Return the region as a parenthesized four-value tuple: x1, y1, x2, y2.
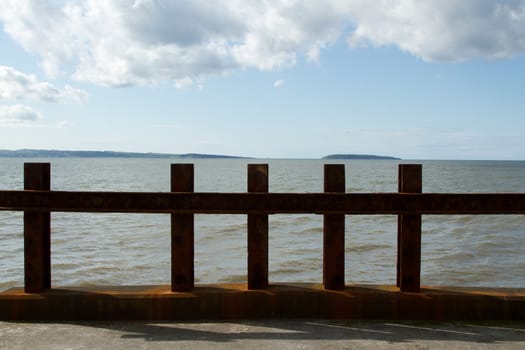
(0, 149, 398, 160)
(323, 154, 401, 160)
(0, 149, 250, 159)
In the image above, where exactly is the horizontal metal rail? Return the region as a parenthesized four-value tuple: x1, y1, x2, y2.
(1, 191, 524, 214)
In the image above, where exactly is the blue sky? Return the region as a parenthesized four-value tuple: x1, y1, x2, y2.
(1, 1, 525, 160)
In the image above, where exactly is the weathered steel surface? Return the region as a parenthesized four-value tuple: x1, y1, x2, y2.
(323, 165, 345, 290)
(171, 164, 194, 292)
(398, 164, 422, 194)
(2, 284, 524, 320)
(23, 163, 51, 293)
(1, 191, 524, 214)
(247, 164, 269, 290)
(397, 164, 422, 292)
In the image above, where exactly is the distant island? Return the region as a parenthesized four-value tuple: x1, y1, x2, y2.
(322, 154, 401, 160)
(0, 149, 250, 159)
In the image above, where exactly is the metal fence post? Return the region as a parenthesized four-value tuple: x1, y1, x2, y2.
(397, 164, 422, 292)
(247, 164, 269, 289)
(171, 164, 194, 292)
(323, 164, 345, 290)
(24, 163, 51, 293)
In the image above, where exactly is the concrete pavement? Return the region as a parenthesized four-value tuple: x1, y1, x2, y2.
(1, 320, 524, 349)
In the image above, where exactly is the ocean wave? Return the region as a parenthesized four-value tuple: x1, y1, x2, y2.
(347, 243, 392, 253)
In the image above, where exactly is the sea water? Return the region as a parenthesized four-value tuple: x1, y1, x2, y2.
(0, 158, 524, 290)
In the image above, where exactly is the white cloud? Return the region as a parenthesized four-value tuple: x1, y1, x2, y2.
(0, 0, 347, 87)
(56, 120, 74, 128)
(1, 0, 525, 88)
(62, 85, 89, 103)
(174, 77, 194, 90)
(273, 79, 285, 88)
(0, 65, 88, 103)
(345, 0, 525, 62)
(0, 104, 41, 126)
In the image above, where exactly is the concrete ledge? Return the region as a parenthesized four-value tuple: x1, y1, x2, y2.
(1, 284, 524, 321)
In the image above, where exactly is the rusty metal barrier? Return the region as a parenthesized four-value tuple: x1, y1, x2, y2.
(1, 163, 524, 294)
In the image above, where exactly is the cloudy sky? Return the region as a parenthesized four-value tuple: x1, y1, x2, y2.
(1, 0, 525, 159)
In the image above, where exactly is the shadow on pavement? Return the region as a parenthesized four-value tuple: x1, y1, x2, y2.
(57, 319, 525, 344)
